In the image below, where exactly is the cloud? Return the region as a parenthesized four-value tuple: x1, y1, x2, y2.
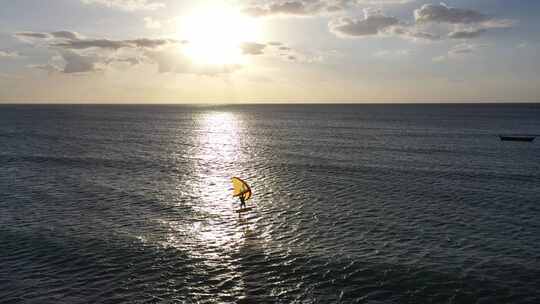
(239, 40, 329, 64)
(31, 51, 101, 74)
(434, 43, 486, 61)
(242, 0, 414, 17)
(51, 37, 177, 50)
(33, 53, 147, 75)
(30, 64, 61, 73)
(61, 51, 101, 73)
(16, 30, 178, 51)
(145, 47, 242, 75)
(268, 42, 293, 52)
(242, 0, 356, 17)
(240, 42, 267, 55)
(15, 32, 51, 40)
(426, 4, 516, 39)
(81, 0, 165, 11)
(448, 43, 482, 55)
(15, 31, 83, 43)
(373, 49, 409, 58)
(481, 19, 515, 29)
(414, 3, 488, 24)
(125, 38, 176, 48)
(390, 26, 440, 41)
(51, 31, 82, 40)
(262, 41, 318, 62)
(329, 9, 399, 37)
(278, 47, 336, 63)
(53, 39, 128, 50)
(411, 2, 516, 40)
(327, 7, 442, 41)
(33, 52, 149, 74)
(243, 1, 310, 17)
(0, 50, 20, 58)
(112, 57, 141, 66)
(19, 30, 180, 75)
(329, 4, 513, 41)
(448, 28, 486, 39)
(18, 29, 248, 76)
(517, 42, 528, 49)
(17, 28, 250, 77)
(358, 0, 414, 3)
(446, 18, 514, 39)
(407, 30, 440, 41)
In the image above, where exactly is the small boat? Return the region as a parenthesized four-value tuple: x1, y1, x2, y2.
(499, 135, 535, 142)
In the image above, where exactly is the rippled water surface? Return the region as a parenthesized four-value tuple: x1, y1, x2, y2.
(1, 104, 540, 303)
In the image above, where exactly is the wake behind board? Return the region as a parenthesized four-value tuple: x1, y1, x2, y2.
(235, 206, 254, 213)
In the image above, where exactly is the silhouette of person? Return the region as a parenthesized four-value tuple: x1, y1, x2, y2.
(239, 193, 246, 209)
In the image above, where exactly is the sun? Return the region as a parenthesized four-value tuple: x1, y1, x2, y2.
(178, 4, 261, 65)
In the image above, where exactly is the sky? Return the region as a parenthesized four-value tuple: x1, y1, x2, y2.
(0, 0, 539, 103)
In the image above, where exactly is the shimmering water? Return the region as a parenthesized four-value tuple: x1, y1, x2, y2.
(1, 104, 540, 303)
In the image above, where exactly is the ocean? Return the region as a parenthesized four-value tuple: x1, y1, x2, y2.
(1, 104, 539, 303)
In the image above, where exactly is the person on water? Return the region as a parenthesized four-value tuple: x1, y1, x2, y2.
(231, 177, 251, 211)
(238, 192, 247, 210)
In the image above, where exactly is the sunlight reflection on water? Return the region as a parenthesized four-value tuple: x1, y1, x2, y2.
(134, 111, 275, 302)
(199, 112, 241, 163)
(163, 112, 252, 251)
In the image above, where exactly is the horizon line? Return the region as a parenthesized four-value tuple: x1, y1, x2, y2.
(1, 101, 539, 106)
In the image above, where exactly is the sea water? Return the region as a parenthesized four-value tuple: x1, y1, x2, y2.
(1, 104, 539, 303)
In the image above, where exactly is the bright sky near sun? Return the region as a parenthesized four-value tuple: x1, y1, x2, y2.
(0, 0, 539, 102)
(178, 4, 260, 65)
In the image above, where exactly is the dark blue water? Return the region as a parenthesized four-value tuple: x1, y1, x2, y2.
(1, 104, 539, 303)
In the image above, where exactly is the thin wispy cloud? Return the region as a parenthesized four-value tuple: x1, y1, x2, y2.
(81, 0, 165, 11)
(448, 28, 486, 39)
(240, 42, 267, 55)
(433, 43, 486, 62)
(373, 49, 410, 58)
(51, 31, 83, 40)
(448, 43, 485, 55)
(16, 30, 179, 50)
(14, 32, 52, 43)
(0, 50, 20, 58)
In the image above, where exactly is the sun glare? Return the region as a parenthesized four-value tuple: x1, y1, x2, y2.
(178, 4, 260, 65)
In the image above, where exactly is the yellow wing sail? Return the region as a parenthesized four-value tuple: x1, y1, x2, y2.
(231, 177, 252, 201)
